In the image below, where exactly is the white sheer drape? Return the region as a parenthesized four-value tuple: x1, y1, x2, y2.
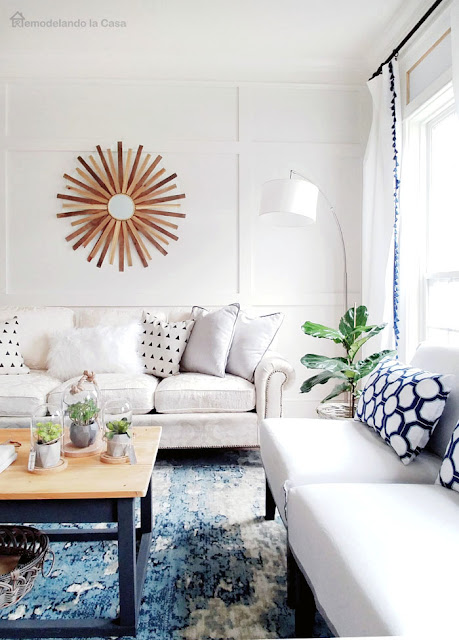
(451, 0, 459, 108)
(362, 60, 402, 355)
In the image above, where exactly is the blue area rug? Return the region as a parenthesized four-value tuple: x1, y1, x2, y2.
(2, 448, 332, 639)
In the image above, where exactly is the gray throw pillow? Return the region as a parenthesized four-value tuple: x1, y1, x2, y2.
(180, 304, 240, 377)
(226, 311, 284, 381)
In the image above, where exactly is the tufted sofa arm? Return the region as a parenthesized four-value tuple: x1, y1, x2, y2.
(254, 351, 296, 420)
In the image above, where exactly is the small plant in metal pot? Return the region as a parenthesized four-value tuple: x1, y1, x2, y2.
(105, 417, 132, 457)
(68, 398, 100, 449)
(301, 305, 396, 416)
(34, 421, 63, 468)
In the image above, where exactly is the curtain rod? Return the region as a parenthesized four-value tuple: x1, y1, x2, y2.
(369, 0, 446, 80)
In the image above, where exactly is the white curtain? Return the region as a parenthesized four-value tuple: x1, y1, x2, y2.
(452, 0, 459, 106)
(362, 59, 402, 355)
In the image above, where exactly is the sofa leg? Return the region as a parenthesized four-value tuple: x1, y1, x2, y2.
(291, 548, 315, 638)
(265, 478, 276, 520)
(287, 545, 297, 608)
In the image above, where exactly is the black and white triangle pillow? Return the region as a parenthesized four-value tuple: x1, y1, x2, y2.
(140, 312, 195, 378)
(0, 316, 29, 375)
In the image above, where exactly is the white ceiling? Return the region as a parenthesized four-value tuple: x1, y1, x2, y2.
(0, 0, 441, 83)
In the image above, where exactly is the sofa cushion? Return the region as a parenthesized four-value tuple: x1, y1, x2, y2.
(288, 483, 459, 637)
(0, 370, 62, 416)
(411, 342, 459, 457)
(260, 418, 440, 524)
(141, 312, 195, 378)
(180, 304, 240, 377)
(0, 307, 75, 370)
(356, 358, 451, 465)
(155, 372, 256, 414)
(226, 311, 284, 382)
(437, 419, 459, 491)
(0, 317, 29, 375)
(46, 324, 143, 380)
(48, 373, 158, 415)
(74, 307, 191, 327)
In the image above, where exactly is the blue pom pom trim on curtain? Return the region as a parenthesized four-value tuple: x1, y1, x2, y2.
(389, 60, 400, 351)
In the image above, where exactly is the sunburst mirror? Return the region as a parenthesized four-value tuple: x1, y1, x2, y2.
(57, 142, 186, 270)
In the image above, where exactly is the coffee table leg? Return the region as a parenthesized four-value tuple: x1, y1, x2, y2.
(141, 476, 153, 534)
(117, 498, 137, 631)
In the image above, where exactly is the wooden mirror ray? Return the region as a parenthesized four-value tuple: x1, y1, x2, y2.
(57, 142, 186, 271)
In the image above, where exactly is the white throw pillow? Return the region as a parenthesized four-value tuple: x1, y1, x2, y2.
(226, 310, 284, 381)
(356, 358, 452, 465)
(141, 312, 195, 378)
(0, 317, 29, 375)
(47, 324, 143, 380)
(437, 420, 459, 491)
(180, 304, 240, 377)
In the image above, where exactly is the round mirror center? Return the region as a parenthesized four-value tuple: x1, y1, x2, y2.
(108, 194, 135, 220)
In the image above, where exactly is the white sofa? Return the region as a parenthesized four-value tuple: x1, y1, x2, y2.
(0, 306, 295, 449)
(260, 343, 459, 637)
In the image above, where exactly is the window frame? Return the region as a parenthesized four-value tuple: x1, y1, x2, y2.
(401, 82, 456, 359)
(424, 102, 458, 341)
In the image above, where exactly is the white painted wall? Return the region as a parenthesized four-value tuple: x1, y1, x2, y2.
(0, 78, 366, 417)
(0, 0, 371, 423)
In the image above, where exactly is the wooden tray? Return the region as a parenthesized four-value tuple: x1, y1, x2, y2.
(100, 452, 129, 465)
(63, 441, 103, 458)
(29, 458, 68, 474)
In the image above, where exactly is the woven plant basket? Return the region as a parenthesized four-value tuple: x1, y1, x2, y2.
(316, 402, 354, 420)
(0, 526, 53, 609)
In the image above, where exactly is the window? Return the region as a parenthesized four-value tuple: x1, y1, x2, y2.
(402, 83, 459, 358)
(425, 108, 459, 344)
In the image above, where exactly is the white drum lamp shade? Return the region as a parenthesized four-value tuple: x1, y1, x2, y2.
(259, 178, 319, 227)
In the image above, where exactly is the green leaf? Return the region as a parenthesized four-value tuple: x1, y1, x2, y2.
(300, 354, 349, 372)
(321, 381, 352, 403)
(339, 306, 369, 338)
(353, 350, 396, 380)
(348, 324, 386, 361)
(301, 321, 344, 344)
(300, 370, 347, 394)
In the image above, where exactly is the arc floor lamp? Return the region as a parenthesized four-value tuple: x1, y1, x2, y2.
(259, 170, 348, 312)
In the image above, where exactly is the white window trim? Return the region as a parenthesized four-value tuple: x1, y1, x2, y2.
(400, 81, 455, 361)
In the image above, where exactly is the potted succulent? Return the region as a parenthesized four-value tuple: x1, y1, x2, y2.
(105, 417, 132, 457)
(34, 421, 63, 469)
(301, 305, 396, 416)
(68, 398, 100, 448)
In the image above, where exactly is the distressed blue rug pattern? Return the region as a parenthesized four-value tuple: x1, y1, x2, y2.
(2, 448, 332, 639)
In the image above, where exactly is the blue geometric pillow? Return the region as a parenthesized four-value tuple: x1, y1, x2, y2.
(438, 421, 459, 491)
(356, 359, 452, 465)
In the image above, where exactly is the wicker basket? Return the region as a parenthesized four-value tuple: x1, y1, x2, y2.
(0, 526, 54, 609)
(316, 402, 354, 420)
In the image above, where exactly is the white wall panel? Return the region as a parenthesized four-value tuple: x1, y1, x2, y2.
(0, 79, 367, 417)
(6, 150, 238, 301)
(248, 86, 363, 143)
(249, 145, 362, 305)
(7, 83, 239, 142)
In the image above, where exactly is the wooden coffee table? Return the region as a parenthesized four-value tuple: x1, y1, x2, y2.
(0, 426, 161, 639)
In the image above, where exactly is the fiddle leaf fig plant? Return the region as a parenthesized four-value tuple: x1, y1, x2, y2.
(301, 305, 395, 414)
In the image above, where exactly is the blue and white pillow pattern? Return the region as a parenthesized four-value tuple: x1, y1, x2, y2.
(438, 421, 459, 491)
(356, 359, 451, 465)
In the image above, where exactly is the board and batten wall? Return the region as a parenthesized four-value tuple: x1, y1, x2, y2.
(0, 79, 367, 417)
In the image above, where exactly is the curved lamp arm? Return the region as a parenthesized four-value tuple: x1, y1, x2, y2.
(290, 170, 348, 312)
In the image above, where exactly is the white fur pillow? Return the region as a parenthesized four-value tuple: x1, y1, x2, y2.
(47, 324, 143, 380)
